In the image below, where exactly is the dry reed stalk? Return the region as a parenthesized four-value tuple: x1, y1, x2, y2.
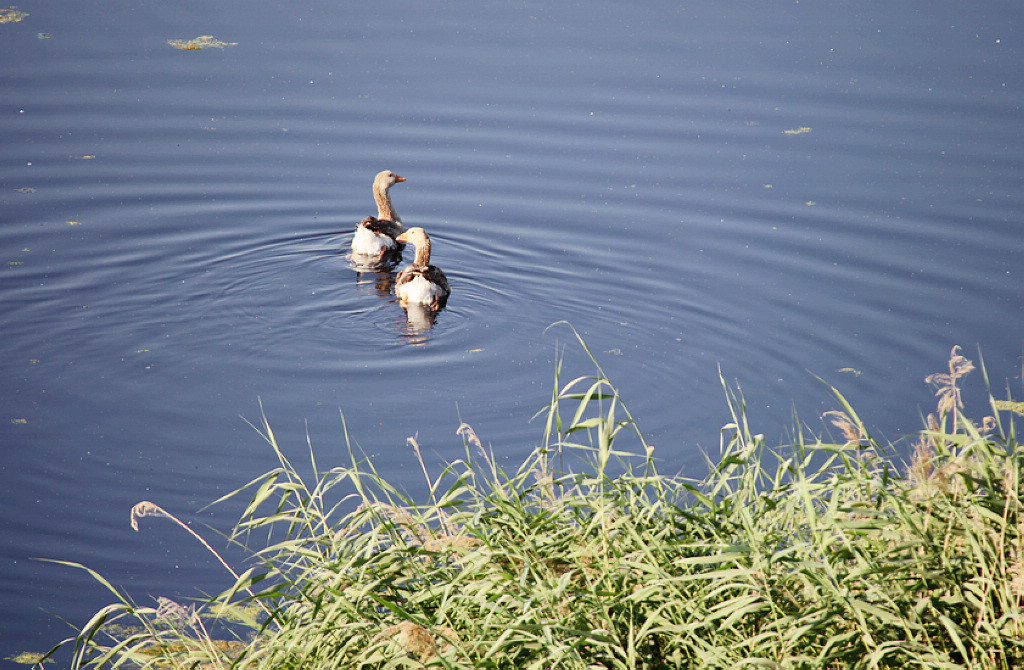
(130, 501, 273, 619)
(925, 345, 975, 419)
(822, 410, 863, 446)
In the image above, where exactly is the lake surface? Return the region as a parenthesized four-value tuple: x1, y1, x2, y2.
(1, 0, 1022, 663)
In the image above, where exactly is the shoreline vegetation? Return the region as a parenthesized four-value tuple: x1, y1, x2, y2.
(32, 331, 1024, 668)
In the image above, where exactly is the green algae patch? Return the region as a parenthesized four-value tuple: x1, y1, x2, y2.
(0, 7, 28, 23)
(168, 35, 237, 50)
(7, 652, 45, 665)
(994, 399, 1024, 416)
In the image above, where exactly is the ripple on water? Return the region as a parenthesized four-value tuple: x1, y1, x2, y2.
(170, 219, 531, 373)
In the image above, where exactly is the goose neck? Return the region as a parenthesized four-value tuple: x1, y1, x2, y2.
(374, 186, 401, 223)
(412, 237, 431, 266)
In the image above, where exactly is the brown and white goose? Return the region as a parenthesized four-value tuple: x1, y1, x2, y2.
(394, 227, 450, 311)
(350, 170, 406, 260)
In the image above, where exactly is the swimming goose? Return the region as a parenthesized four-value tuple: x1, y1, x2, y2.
(394, 227, 450, 311)
(350, 170, 406, 260)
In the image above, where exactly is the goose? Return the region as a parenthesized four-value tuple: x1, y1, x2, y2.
(394, 227, 450, 311)
(350, 170, 406, 260)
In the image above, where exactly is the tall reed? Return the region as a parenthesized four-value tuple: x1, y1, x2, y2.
(37, 337, 1023, 668)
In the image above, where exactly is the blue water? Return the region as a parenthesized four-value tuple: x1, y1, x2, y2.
(2, 1, 1022, 664)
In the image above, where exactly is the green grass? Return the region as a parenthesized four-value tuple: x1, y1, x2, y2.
(36, 334, 1024, 668)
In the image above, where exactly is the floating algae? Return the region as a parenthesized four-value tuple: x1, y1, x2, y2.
(167, 35, 237, 50)
(0, 7, 28, 23)
(994, 400, 1024, 416)
(8, 651, 45, 665)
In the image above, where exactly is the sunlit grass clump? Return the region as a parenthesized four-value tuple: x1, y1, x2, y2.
(43, 337, 1024, 668)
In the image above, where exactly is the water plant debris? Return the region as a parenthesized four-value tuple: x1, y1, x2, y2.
(0, 7, 28, 23)
(167, 35, 237, 50)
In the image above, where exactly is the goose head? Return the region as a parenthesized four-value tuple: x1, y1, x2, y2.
(396, 227, 433, 267)
(374, 170, 406, 192)
(395, 226, 428, 247)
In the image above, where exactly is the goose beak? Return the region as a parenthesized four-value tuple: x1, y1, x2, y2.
(394, 175, 406, 182)
(395, 232, 409, 243)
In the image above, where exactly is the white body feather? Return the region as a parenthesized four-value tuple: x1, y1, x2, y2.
(395, 274, 445, 306)
(351, 225, 397, 256)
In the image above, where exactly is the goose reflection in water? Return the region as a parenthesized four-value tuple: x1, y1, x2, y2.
(401, 301, 441, 338)
(352, 265, 397, 300)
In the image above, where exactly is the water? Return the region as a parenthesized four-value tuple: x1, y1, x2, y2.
(2, 0, 1022, 663)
